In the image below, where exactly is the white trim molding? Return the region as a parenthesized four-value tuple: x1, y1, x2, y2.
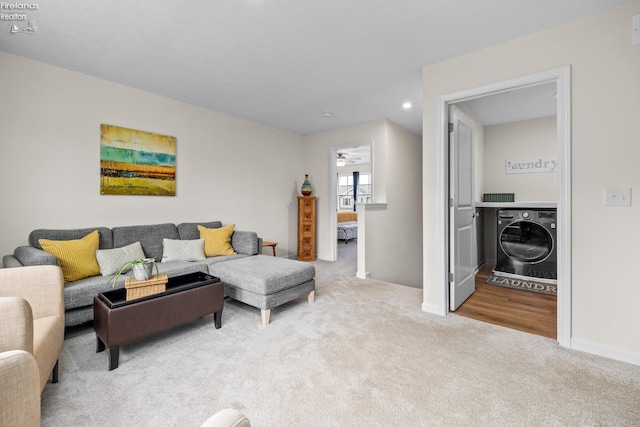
(362, 203, 387, 210)
(571, 338, 640, 366)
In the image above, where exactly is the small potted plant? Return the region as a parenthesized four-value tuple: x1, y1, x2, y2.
(108, 258, 159, 287)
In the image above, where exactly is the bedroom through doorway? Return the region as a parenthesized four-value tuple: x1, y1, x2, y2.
(333, 144, 372, 263)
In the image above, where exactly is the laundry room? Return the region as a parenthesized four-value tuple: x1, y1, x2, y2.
(455, 83, 559, 274)
(449, 81, 559, 339)
(477, 114, 558, 271)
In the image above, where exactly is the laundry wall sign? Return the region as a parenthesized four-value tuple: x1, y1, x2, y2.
(505, 156, 557, 175)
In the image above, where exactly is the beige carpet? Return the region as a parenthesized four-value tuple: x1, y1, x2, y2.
(42, 256, 640, 426)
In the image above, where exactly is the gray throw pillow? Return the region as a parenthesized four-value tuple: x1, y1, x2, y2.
(161, 238, 206, 262)
(95, 241, 146, 276)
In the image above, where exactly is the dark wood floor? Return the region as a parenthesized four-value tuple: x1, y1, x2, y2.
(453, 264, 557, 339)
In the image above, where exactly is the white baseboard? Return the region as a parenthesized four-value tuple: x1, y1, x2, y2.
(421, 302, 445, 315)
(571, 338, 640, 366)
(356, 271, 369, 279)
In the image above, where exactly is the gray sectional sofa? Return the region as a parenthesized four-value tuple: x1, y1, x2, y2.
(3, 221, 315, 326)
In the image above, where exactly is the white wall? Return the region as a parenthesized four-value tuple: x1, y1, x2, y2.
(363, 121, 422, 287)
(422, 2, 640, 362)
(483, 116, 557, 201)
(303, 119, 422, 287)
(0, 52, 305, 261)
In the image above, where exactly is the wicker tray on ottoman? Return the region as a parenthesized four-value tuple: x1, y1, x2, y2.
(125, 274, 168, 301)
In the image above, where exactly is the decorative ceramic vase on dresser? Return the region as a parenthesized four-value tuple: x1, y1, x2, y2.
(300, 174, 313, 196)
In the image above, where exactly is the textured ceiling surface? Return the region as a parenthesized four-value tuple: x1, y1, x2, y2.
(0, 0, 631, 135)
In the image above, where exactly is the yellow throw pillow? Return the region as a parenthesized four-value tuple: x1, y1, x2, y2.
(39, 230, 101, 283)
(198, 224, 236, 257)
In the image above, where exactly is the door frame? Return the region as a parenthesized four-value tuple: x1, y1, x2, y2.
(435, 66, 571, 347)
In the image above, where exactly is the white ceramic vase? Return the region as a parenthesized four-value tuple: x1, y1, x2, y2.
(132, 262, 154, 281)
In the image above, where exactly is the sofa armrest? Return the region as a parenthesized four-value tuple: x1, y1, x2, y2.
(0, 266, 64, 321)
(0, 350, 41, 427)
(0, 297, 33, 354)
(2, 255, 23, 268)
(13, 246, 59, 267)
(231, 231, 259, 255)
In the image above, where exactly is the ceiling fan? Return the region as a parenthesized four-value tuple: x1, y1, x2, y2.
(336, 153, 347, 167)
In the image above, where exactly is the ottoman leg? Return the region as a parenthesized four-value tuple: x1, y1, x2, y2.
(261, 309, 271, 326)
(214, 310, 222, 329)
(96, 336, 105, 353)
(308, 291, 315, 304)
(108, 346, 120, 371)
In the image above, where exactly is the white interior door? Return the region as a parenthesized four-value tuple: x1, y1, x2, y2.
(449, 106, 476, 311)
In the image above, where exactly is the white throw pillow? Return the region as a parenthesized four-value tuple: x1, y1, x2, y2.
(162, 238, 206, 262)
(95, 241, 146, 276)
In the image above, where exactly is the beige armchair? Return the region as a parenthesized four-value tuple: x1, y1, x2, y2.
(0, 265, 65, 392)
(0, 350, 41, 427)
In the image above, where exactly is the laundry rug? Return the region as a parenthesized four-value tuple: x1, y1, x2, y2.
(486, 275, 557, 296)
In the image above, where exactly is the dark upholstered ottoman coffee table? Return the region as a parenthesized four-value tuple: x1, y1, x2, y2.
(93, 272, 223, 370)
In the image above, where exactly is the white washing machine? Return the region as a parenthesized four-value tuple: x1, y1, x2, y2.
(494, 209, 557, 283)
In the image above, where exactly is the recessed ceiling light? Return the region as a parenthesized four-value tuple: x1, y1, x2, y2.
(322, 111, 334, 118)
(402, 102, 412, 110)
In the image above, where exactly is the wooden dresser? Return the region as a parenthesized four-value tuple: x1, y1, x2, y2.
(297, 196, 316, 261)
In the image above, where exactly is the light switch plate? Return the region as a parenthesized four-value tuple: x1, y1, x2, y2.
(604, 188, 632, 206)
(634, 15, 640, 46)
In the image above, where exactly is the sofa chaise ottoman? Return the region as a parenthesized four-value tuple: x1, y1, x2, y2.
(208, 255, 315, 326)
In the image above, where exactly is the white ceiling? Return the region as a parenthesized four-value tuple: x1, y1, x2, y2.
(0, 0, 631, 136)
(464, 82, 558, 126)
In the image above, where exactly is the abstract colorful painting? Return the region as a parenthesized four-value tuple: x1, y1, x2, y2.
(100, 124, 176, 196)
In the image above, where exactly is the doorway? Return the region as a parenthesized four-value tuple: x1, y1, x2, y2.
(330, 143, 373, 265)
(438, 67, 571, 346)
